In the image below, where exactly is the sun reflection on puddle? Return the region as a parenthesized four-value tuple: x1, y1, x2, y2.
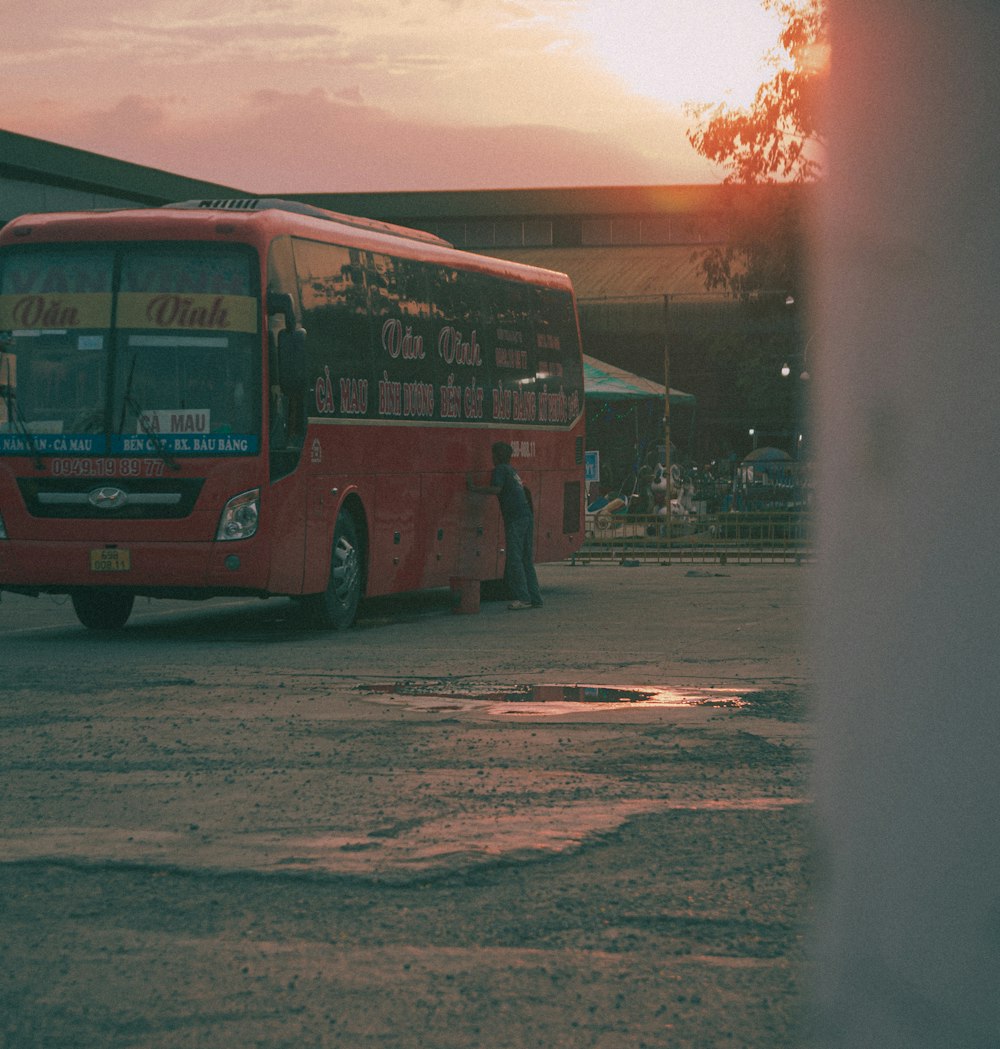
(359, 683, 747, 713)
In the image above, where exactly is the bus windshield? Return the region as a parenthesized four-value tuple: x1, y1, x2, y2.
(0, 243, 261, 457)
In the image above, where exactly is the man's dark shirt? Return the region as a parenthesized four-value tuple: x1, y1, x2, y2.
(491, 462, 530, 523)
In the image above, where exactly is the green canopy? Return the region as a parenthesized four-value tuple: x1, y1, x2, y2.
(583, 354, 695, 406)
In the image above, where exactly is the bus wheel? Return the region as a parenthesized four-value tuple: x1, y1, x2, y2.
(71, 590, 135, 630)
(305, 511, 363, 629)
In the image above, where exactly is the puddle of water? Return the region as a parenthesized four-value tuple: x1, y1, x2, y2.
(359, 683, 746, 710)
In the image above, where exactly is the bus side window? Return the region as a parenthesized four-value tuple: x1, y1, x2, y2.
(292, 239, 373, 403)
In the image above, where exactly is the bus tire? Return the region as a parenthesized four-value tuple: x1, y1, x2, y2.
(305, 510, 363, 630)
(71, 590, 135, 631)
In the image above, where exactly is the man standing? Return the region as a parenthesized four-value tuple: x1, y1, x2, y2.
(467, 441, 542, 610)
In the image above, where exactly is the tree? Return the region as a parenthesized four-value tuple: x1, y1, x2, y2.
(680, 2, 827, 459)
(686, 0, 828, 299)
(688, 0, 828, 185)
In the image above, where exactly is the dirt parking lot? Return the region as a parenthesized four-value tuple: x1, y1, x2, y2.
(0, 562, 813, 1048)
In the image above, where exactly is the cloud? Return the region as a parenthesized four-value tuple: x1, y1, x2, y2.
(1, 0, 724, 190)
(6, 87, 713, 191)
(334, 86, 365, 105)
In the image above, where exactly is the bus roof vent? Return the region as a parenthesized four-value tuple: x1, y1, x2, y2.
(164, 198, 451, 247)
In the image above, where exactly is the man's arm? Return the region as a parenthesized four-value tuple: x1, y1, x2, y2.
(466, 472, 501, 496)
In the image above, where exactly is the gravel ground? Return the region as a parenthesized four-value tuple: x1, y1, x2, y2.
(0, 562, 813, 1048)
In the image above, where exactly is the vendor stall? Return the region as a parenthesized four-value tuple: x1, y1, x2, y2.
(583, 353, 695, 501)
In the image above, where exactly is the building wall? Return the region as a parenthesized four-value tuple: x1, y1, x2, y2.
(812, 3, 1000, 1046)
(0, 171, 144, 221)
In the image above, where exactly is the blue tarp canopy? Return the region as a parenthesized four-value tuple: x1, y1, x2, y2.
(583, 354, 695, 406)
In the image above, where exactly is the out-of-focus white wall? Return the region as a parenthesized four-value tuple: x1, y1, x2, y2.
(812, 2, 1000, 1046)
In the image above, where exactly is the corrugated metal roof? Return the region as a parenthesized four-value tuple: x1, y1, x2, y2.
(0, 129, 245, 207)
(294, 184, 739, 220)
(487, 246, 718, 300)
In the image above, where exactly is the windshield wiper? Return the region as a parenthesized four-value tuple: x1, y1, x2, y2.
(1, 347, 44, 471)
(118, 355, 181, 472)
(125, 401, 181, 473)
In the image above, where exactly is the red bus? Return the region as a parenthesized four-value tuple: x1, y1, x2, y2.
(0, 199, 585, 630)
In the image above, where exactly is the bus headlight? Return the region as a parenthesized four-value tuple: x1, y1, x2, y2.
(216, 489, 260, 541)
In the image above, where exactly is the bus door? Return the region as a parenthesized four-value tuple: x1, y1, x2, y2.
(291, 238, 372, 596)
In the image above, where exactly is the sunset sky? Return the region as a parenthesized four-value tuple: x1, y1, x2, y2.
(1, 0, 785, 193)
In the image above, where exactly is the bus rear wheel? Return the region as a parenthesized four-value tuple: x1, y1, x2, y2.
(304, 510, 363, 629)
(71, 590, 135, 630)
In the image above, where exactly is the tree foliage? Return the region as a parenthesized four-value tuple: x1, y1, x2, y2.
(676, 1, 827, 457)
(685, 0, 828, 301)
(687, 0, 828, 185)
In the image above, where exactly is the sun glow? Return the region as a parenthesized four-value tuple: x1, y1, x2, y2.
(575, 0, 787, 110)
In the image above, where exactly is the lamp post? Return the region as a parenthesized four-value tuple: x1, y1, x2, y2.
(780, 335, 812, 457)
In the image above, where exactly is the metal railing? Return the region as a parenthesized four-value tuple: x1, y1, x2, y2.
(576, 510, 812, 564)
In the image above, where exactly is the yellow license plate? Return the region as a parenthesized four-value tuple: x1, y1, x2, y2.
(90, 548, 131, 572)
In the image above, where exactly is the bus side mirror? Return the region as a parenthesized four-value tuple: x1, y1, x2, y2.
(276, 326, 306, 388)
(267, 291, 307, 388)
(266, 291, 297, 331)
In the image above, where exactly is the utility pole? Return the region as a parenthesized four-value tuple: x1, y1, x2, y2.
(663, 295, 671, 484)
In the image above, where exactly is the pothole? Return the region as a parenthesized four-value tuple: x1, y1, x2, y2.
(358, 682, 748, 713)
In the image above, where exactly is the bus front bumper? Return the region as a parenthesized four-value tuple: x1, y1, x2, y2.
(0, 538, 276, 598)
